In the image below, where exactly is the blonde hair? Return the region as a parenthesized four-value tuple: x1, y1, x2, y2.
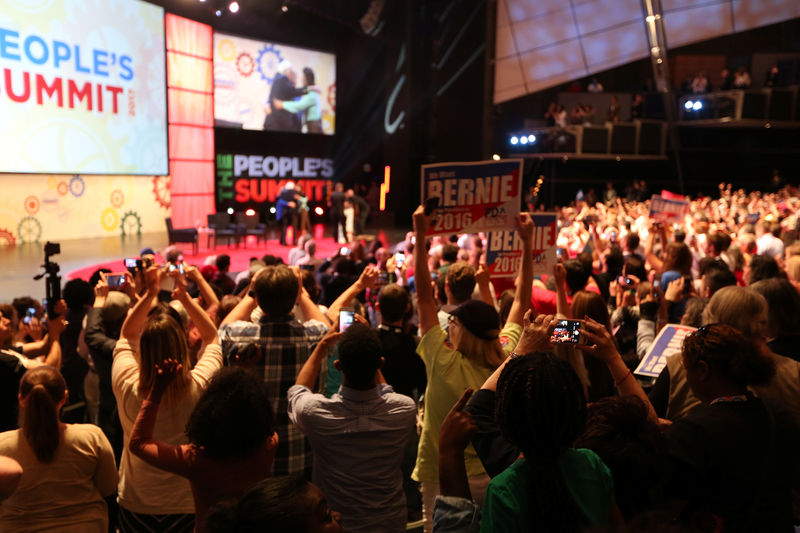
(455, 327, 505, 369)
(138, 312, 191, 404)
(786, 256, 800, 283)
(701, 286, 767, 339)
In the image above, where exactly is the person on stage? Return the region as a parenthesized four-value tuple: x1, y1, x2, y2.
(263, 61, 305, 133)
(272, 67, 323, 134)
(329, 182, 347, 243)
(276, 182, 300, 246)
(347, 188, 371, 236)
(296, 184, 311, 236)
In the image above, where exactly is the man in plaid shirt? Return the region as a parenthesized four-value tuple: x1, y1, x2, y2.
(219, 265, 329, 477)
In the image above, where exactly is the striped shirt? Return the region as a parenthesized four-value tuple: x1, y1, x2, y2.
(219, 315, 328, 477)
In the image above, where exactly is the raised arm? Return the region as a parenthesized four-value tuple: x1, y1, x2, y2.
(577, 317, 658, 423)
(326, 265, 378, 323)
(172, 274, 218, 346)
(474, 263, 494, 307)
(129, 359, 193, 478)
(438, 388, 477, 500)
(412, 205, 440, 336)
(553, 262, 570, 318)
(504, 213, 534, 326)
(185, 265, 219, 310)
(220, 271, 261, 327)
(294, 324, 342, 390)
(121, 266, 160, 342)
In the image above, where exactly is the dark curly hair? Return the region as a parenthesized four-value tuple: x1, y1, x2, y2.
(682, 323, 775, 388)
(186, 367, 275, 460)
(494, 354, 587, 532)
(574, 396, 668, 517)
(205, 476, 311, 533)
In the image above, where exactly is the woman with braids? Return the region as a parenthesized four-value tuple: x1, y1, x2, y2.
(666, 323, 797, 531)
(481, 353, 620, 532)
(0, 366, 118, 532)
(412, 205, 535, 531)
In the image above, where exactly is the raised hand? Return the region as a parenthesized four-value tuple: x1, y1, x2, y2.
(153, 358, 182, 395)
(514, 311, 557, 355)
(412, 205, 433, 236)
(576, 317, 619, 363)
(439, 388, 477, 455)
(515, 212, 534, 242)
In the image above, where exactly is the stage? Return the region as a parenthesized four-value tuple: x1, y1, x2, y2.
(0, 224, 405, 300)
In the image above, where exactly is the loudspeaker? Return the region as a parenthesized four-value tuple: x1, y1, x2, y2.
(582, 127, 608, 153)
(741, 91, 767, 119)
(768, 89, 793, 121)
(638, 121, 663, 155)
(611, 124, 637, 154)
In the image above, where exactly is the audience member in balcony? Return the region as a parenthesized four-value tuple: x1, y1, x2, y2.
(607, 96, 620, 124)
(764, 64, 780, 88)
(720, 68, 733, 90)
(569, 104, 585, 125)
(690, 72, 708, 94)
(554, 104, 567, 128)
(631, 93, 643, 119)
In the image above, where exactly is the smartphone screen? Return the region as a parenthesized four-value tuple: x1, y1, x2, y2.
(107, 274, 126, 287)
(169, 263, 185, 274)
(395, 251, 405, 266)
(424, 196, 440, 216)
(124, 258, 138, 269)
(683, 276, 692, 294)
(550, 319, 582, 344)
(652, 280, 661, 296)
(339, 308, 355, 332)
(23, 307, 36, 325)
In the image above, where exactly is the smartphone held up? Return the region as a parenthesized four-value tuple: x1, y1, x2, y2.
(550, 319, 583, 344)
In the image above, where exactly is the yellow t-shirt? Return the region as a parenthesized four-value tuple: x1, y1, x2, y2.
(412, 322, 522, 483)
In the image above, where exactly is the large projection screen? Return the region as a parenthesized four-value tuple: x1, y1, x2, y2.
(0, 0, 168, 175)
(213, 32, 336, 135)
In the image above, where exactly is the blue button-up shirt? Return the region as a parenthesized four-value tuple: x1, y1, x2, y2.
(288, 383, 417, 533)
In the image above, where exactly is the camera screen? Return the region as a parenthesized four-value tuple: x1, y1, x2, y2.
(107, 274, 125, 287)
(550, 320, 582, 344)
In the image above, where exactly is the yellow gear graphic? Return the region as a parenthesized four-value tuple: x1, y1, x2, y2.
(47, 177, 58, 189)
(217, 39, 236, 62)
(101, 208, 119, 232)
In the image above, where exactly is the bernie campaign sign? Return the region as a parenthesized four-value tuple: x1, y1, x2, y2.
(484, 213, 558, 278)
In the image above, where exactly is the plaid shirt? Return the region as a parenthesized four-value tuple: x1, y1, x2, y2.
(219, 315, 328, 477)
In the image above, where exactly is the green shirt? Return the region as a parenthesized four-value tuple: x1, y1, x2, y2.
(412, 322, 522, 483)
(480, 449, 614, 532)
(281, 92, 321, 122)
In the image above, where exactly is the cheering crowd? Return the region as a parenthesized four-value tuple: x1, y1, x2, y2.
(0, 181, 799, 533)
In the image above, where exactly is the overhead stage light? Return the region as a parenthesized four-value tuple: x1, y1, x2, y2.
(492, 154, 500, 160)
(528, 134, 536, 143)
(315, 206, 324, 216)
(510, 136, 518, 145)
(227, 207, 234, 215)
(215, 9, 222, 16)
(229, 1, 239, 13)
(684, 100, 693, 110)
(245, 208, 256, 216)
(692, 100, 702, 111)
(281, 3, 289, 12)
(269, 207, 277, 214)
(520, 136, 528, 145)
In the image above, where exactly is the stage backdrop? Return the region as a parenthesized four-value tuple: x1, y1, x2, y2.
(0, 0, 168, 175)
(213, 31, 336, 135)
(0, 174, 170, 244)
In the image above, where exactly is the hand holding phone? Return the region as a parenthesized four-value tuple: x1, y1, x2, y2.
(550, 319, 583, 344)
(106, 273, 127, 288)
(339, 308, 355, 332)
(394, 251, 405, 267)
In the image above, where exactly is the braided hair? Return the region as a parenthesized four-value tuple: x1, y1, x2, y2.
(494, 354, 588, 532)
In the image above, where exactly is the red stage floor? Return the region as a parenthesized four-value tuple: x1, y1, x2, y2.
(66, 224, 396, 280)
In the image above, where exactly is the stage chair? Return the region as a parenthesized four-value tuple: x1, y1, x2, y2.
(165, 217, 198, 255)
(235, 212, 268, 246)
(207, 213, 240, 249)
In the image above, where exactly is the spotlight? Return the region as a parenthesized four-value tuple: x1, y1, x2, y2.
(215, 9, 222, 16)
(269, 206, 277, 214)
(684, 100, 693, 110)
(528, 134, 535, 143)
(245, 208, 255, 216)
(520, 136, 528, 145)
(314, 206, 324, 216)
(227, 207, 234, 215)
(510, 136, 518, 145)
(229, 1, 239, 13)
(692, 100, 702, 111)
(492, 154, 500, 161)
(281, 3, 289, 12)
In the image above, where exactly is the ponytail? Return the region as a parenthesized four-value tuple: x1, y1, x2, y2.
(19, 367, 65, 463)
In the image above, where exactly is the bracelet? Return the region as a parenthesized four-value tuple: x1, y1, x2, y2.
(509, 352, 528, 360)
(614, 368, 633, 387)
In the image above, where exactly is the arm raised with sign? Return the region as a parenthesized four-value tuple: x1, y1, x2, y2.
(413, 205, 440, 336)
(504, 213, 534, 327)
